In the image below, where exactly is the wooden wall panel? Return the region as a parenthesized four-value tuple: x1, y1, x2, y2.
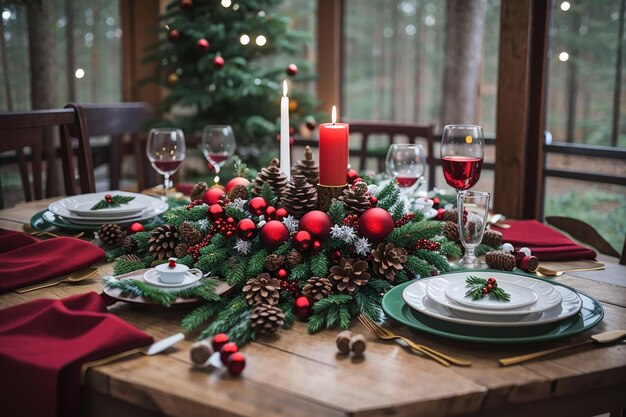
(316, 0, 342, 113)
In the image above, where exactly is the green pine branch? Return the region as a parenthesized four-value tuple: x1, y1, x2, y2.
(413, 249, 451, 273)
(90, 195, 135, 210)
(181, 302, 224, 332)
(406, 255, 435, 278)
(391, 200, 406, 220)
(328, 200, 346, 224)
(164, 206, 209, 228)
(246, 248, 268, 277)
(311, 252, 329, 277)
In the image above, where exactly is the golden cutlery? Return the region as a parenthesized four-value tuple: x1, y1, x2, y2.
(358, 314, 472, 367)
(499, 329, 626, 366)
(488, 214, 511, 229)
(15, 267, 99, 293)
(23, 223, 84, 239)
(536, 265, 605, 277)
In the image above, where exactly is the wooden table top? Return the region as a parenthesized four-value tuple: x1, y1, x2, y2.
(1, 199, 625, 417)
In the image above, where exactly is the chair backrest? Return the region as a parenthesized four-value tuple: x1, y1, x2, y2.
(348, 121, 436, 190)
(0, 104, 95, 204)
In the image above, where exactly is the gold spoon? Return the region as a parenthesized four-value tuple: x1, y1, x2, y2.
(15, 267, 99, 293)
(499, 329, 626, 366)
(535, 265, 605, 277)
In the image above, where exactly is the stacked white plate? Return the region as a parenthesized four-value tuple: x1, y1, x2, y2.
(402, 271, 583, 327)
(46, 191, 168, 227)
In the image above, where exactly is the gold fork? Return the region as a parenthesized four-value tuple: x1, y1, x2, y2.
(358, 314, 472, 367)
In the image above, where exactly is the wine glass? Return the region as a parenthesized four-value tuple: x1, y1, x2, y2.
(457, 191, 490, 269)
(440, 125, 484, 193)
(385, 143, 427, 195)
(146, 128, 186, 199)
(201, 125, 236, 184)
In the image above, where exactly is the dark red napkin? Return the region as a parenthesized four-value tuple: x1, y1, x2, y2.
(0, 292, 153, 417)
(499, 220, 597, 261)
(0, 228, 105, 292)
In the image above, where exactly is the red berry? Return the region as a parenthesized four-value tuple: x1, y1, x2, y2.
(482, 287, 489, 294)
(369, 196, 378, 206)
(227, 352, 246, 376)
(277, 268, 288, 279)
(488, 277, 496, 284)
(487, 283, 493, 289)
(104, 194, 113, 203)
(220, 342, 238, 365)
(212, 333, 229, 352)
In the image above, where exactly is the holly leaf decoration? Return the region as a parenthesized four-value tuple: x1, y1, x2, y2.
(90, 195, 136, 210)
(464, 275, 511, 302)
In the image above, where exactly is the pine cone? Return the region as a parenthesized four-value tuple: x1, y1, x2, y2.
(291, 146, 319, 186)
(285, 251, 304, 268)
(175, 243, 189, 258)
(443, 221, 460, 243)
(253, 158, 288, 198)
(118, 253, 141, 263)
(371, 243, 408, 282)
(228, 184, 248, 201)
(485, 250, 516, 271)
(148, 225, 180, 260)
(242, 273, 281, 306)
(441, 209, 458, 223)
(329, 258, 371, 294)
(482, 229, 503, 248)
(303, 276, 333, 300)
(98, 223, 125, 246)
(123, 235, 137, 254)
(180, 222, 203, 245)
(339, 181, 370, 214)
(280, 175, 317, 217)
(264, 253, 285, 271)
(250, 303, 285, 335)
(190, 181, 209, 202)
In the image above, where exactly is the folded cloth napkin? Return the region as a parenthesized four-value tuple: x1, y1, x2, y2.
(0, 292, 153, 417)
(0, 228, 105, 292)
(499, 220, 597, 261)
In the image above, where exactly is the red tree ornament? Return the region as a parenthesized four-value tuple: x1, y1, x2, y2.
(275, 207, 289, 220)
(236, 218, 257, 241)
(265, 206, 277, 220)
(286, 63, 298, 76)
(225, 177, 250, 193)
(346, 168, 359, 184)
(203, 187, 225, 205)
(196, 38, 210, 53)
(208, 204, 225, 221)
(310, 240, 322, 255)
(180, 0, 193, 9)
(168, 29, 180, 42)
(212, 333, 229, 352)
(299, 210, 333, 241)
(259, 220, 289, 249)
(358, 207, 394, 243)
(277, 268, 288, 279)
(128, 222, 144, 234)
(227, 352, 246, 376)
(220, 342, 238, 365)
(293, 230, 312, 252)
(248, 197, 268, 216)
(213, 55, 225, 69)
(294, 296, 313, 320)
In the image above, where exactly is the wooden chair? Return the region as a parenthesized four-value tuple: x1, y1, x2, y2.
(0, 104, 95, 204)
(348, 121, 436, 189)
(77, 102, 155, 191)
(545, 216, 625, 264)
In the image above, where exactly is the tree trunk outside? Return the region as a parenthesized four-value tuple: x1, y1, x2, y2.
(65, 0, 76, 102)
(440, 0, 484, 126)
(0, 16, 14, 111)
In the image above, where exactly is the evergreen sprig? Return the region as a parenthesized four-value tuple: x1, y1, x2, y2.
(311, 252, 329, 277)
(328, 200, 346, 224)
(182, 302, 224, 332)
(465, 276, 511, 302)
(307, 294, 353, 333)
(90, 195, 135, 210)
(164, 205, 209, 228)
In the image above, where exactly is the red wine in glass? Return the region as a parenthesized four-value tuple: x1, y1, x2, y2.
(441, 156, 483, 191)
(208, 153, 228, 165)
(395, 176, 420, 188)
(152, 160, 182, 173)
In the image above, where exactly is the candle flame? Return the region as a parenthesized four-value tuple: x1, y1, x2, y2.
(282, 80, 288, 97)
(331, 105, 337, 124)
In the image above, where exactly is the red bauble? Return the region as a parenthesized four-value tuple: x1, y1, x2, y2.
(259, 220, 289, 249)
(208, 204, 225, 221)
(265, 206, 277, 220)
(225, 177, 250, 193)
(168, 29, 180, 42)
(196, 38, 210, 53)
(168, 259, 177, 268)
(346, 169, 359, 184)
(299, 210, 333, 241)
(293, 230, 312, 252)
(294, 296, 313, 320)
(310, 240, 322, 255)
(277, 268, 288, 279)
(437, 208, 447, 220)
(180, 0, 193, 9)
(220, 342, 238, 365)
(275, 207, 289, 220)
(212, 333, 229, 352)
(213, 56, 225, 69)
(358, 207, 394, 243)
(128, 222, 144, 234)
(369, 196, 378, 206)
(248, 197, 268, 216)
(203, 187, 225, 205)
(432, 197, 440, 209)
(227, 352, 246, 376)
(286, 63, 298, 76)
(330, 250, 342, 262)
(236, 218, 257, 241)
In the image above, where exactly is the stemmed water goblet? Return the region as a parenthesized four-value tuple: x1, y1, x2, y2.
(146, 128, 186, 199)
(201, 125, 236, 184)
(385, 143, 427, 197)
(457, 191, 490, 269)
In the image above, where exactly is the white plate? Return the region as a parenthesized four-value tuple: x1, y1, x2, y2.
(403, 276, 582, 327)
(42, 200, 167, 227)
(444, 280, 538, 310)
(143, 269, 203, 291)
(48, 196, 168, 224)
(427, 275, 562, 317)
(52, 192, 153, 218)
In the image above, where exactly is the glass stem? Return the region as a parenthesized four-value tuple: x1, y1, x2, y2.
(163, 173, 171, 197)
(463, 246, 478, 265)
(213, 164, 221, 185)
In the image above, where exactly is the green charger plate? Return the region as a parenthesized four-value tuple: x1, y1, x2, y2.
(30, 209, 165, 232)
(382, 275, 604, 344)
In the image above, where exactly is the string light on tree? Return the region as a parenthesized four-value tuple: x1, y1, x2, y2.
(221, 0, 232, 7)
(255, 35, 267, 46)
(240, 34, 250, 45)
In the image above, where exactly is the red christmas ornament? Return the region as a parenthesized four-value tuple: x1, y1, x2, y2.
(180, 0, 193, 9)
(293, 230, 312, 252)
(437, 208, 447, 220)
(168, 29, 180, 42)
(346, 169, 359, 184)
(208, 204, 225, 221)
(369, 196, 378, 207)
(203, 187, 225, 205)
(225, 177, 250, 193)
(259, 220, 289, 249)
(265, 206, 277, 220)
(432, 197, 440, 209)
(196, 38, 210, 53)
(227, 352, 246, 376)
(275, 207, 289, 220)
(358, 207, 394, 243)
(168, 258, 177, 268)
(277, 268, 288, 279)
(220, 342, 238, 365)
(248, 197, 268, 216)
(212, 333, 229, 352)
(213, 55, 225, 69)
(104, 194, 113, 203)
(286, 63, 298, 76)
(310, 240, 322, 255)
(128, 222, 144, 234)
(299, 210, 333, 241)
(330, 250, 342, 262)
(236, 218, 257, 241)
(294, 296, 313, 320)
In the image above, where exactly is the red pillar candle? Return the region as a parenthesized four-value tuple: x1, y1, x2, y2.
(318, 106, 349, 186)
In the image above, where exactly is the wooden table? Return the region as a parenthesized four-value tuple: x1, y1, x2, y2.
(1, 199, 625, 417)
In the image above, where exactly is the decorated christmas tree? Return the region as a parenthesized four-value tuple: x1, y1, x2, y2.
(144, 0, 320, 165)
